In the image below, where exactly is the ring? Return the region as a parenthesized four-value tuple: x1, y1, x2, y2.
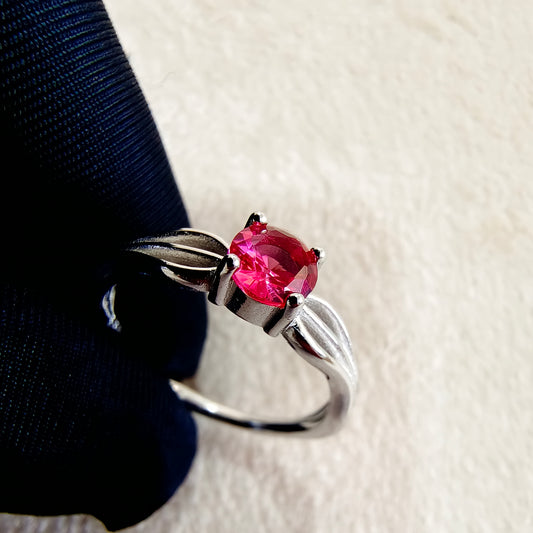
(103, 212, 357, 437)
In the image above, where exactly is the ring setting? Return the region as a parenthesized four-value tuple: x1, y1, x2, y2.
(105, 212, 357, 437)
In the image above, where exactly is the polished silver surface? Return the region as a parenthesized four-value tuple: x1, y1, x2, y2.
(108, 214, 358, 437)
(102, 284, 122, 333)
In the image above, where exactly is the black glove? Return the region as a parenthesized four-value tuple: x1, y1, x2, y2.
(0, 1, 206, 530)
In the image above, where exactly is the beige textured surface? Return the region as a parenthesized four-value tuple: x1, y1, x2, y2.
(2, 1, 533, 532)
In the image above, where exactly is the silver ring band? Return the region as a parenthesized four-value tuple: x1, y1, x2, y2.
(104, 213, 357, 437)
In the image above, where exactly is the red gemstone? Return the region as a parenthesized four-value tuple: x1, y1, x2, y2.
(229, 222, 318, 308)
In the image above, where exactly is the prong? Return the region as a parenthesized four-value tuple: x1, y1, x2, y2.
(264, 292, 305, 337)
(311, 247, 326, 268)
(209, 253, 240, 306)
(287, 293, 305, 308)
(245, 212, 267, 228)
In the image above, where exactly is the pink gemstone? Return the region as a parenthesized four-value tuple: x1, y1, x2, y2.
(229, 222, 319, 308)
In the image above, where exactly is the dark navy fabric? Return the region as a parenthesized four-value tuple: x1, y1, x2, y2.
(0, 0, 207, 529)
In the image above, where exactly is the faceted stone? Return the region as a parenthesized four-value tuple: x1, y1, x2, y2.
(229, 221, 318, 308)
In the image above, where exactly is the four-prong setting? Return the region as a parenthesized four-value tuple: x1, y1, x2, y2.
(208, 213, 323, 336)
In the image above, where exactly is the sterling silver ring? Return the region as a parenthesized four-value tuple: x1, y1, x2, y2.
(104, 212, 357, 438)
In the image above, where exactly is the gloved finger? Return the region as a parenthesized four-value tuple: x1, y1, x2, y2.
(0, 0, 207, 529)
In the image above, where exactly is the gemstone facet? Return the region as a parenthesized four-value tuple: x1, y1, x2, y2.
(229, 222, 319, 308)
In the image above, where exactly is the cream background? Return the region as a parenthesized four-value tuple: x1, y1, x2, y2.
(2, 1, 532, 532)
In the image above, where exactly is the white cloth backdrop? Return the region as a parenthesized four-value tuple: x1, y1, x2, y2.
(2, 1, 532, 532)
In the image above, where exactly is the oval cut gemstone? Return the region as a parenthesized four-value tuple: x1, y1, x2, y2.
(229, 222, 318, 308)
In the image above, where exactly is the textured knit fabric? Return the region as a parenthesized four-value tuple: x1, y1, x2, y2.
(0, 0, 206, 530)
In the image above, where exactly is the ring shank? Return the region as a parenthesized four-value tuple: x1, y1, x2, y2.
(170, 381, 329, 434)
(171, 298, 357, 438)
